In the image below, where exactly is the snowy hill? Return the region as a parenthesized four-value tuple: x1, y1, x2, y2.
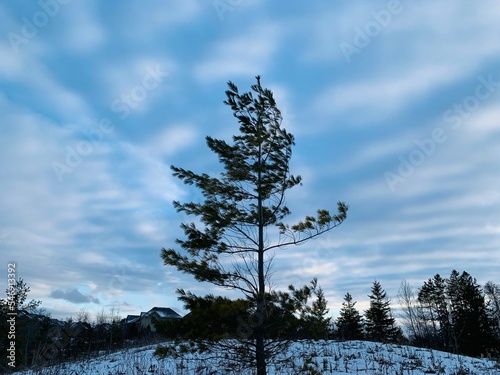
(14, 340, 500, 374)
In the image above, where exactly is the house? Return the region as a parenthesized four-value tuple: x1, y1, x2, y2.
(123, 307, 182, 335)
(137, 307, 182, 332)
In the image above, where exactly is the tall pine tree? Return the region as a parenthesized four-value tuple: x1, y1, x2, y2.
(446, 270, 494, 356)
(160, 77, 348, 375)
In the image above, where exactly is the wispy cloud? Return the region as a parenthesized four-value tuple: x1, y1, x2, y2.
(1, 1, 499, 320)
(194, 22, 283, 83)
(313, 64, 462, 124)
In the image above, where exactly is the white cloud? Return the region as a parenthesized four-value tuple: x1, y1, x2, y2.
(194, 22, 283, 83)
(99, 56, 175, 109)
(301, 3, 374, 63)
(460, 103, 500, 141)
(0, 42, 23, 77)
(147, 124, 199, 157)
(314, 64, 462, 123)
(1, 58, 91, 120)
(78, 252, 109, 265)
(119, 1, 202, 38)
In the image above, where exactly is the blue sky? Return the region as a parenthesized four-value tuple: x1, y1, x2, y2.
(1, 1, 499, 320)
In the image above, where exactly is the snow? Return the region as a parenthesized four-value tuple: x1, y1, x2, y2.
(13, 340, 500, 374)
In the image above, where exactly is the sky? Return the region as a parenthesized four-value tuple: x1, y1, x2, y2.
(0, 0, 499, 321)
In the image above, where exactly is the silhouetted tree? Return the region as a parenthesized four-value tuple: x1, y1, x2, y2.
(156, 279, 326, 369)
(485, 281, 500, 342)
(159, 76, 348, 375)
(156, 292, 251, 341)
(0, 278, 45, 370)
(304, 281, 331, 339)
(0, 278, 41, 313)
(418, 274, 450, 350)
(76, 308, 91, 324)
(417, 271, 497, 356)
(336, 292, 364, 340)
(446, 270, 495, 356)
(274, 278, 331, 340)
(364, 281, 400, 343)
(398, 280, 433, 347)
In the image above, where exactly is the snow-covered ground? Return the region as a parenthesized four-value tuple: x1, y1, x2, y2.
(14, 340, 500, 374)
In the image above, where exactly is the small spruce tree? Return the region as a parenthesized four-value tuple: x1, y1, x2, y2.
(336, 292, 364, 340)
(364, 281, 400, 343)
(306, 283, 331, 339)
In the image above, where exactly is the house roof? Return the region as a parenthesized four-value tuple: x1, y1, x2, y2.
(124, 307, 182, 324)
(17, 310, 47, 321)
(125, 314, 140, 323)
(145, 307, 182, 319)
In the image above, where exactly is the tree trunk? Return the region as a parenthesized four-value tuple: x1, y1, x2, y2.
(256, 142, 266, 375)
(256, 299, 265, 375)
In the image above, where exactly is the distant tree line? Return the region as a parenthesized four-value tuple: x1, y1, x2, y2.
(0, 279, 158, 372)
(157, 270, 500, 360)
(399, 270, 500, 357)
(1, 270, 499, 372)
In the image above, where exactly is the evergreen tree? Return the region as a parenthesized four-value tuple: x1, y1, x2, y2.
(0, 278, 41, 313)
(159, 76, 348, 375)
(364, 281, 399, 343)
(484, 281, 500, 342)
(336, 292, 363, 340)
(273, 278, 330, 340)
(446, 270, 495, 356)
(418, 271, 497, 356)
(418, 274, 450, 350)
(296, 279, 331, 339)
(0, 278, 44, 370)
(306, 283, 331, 339)
(156, 292, 251, 341)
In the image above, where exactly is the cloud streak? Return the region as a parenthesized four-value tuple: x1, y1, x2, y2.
(1, 1, 499, 320)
